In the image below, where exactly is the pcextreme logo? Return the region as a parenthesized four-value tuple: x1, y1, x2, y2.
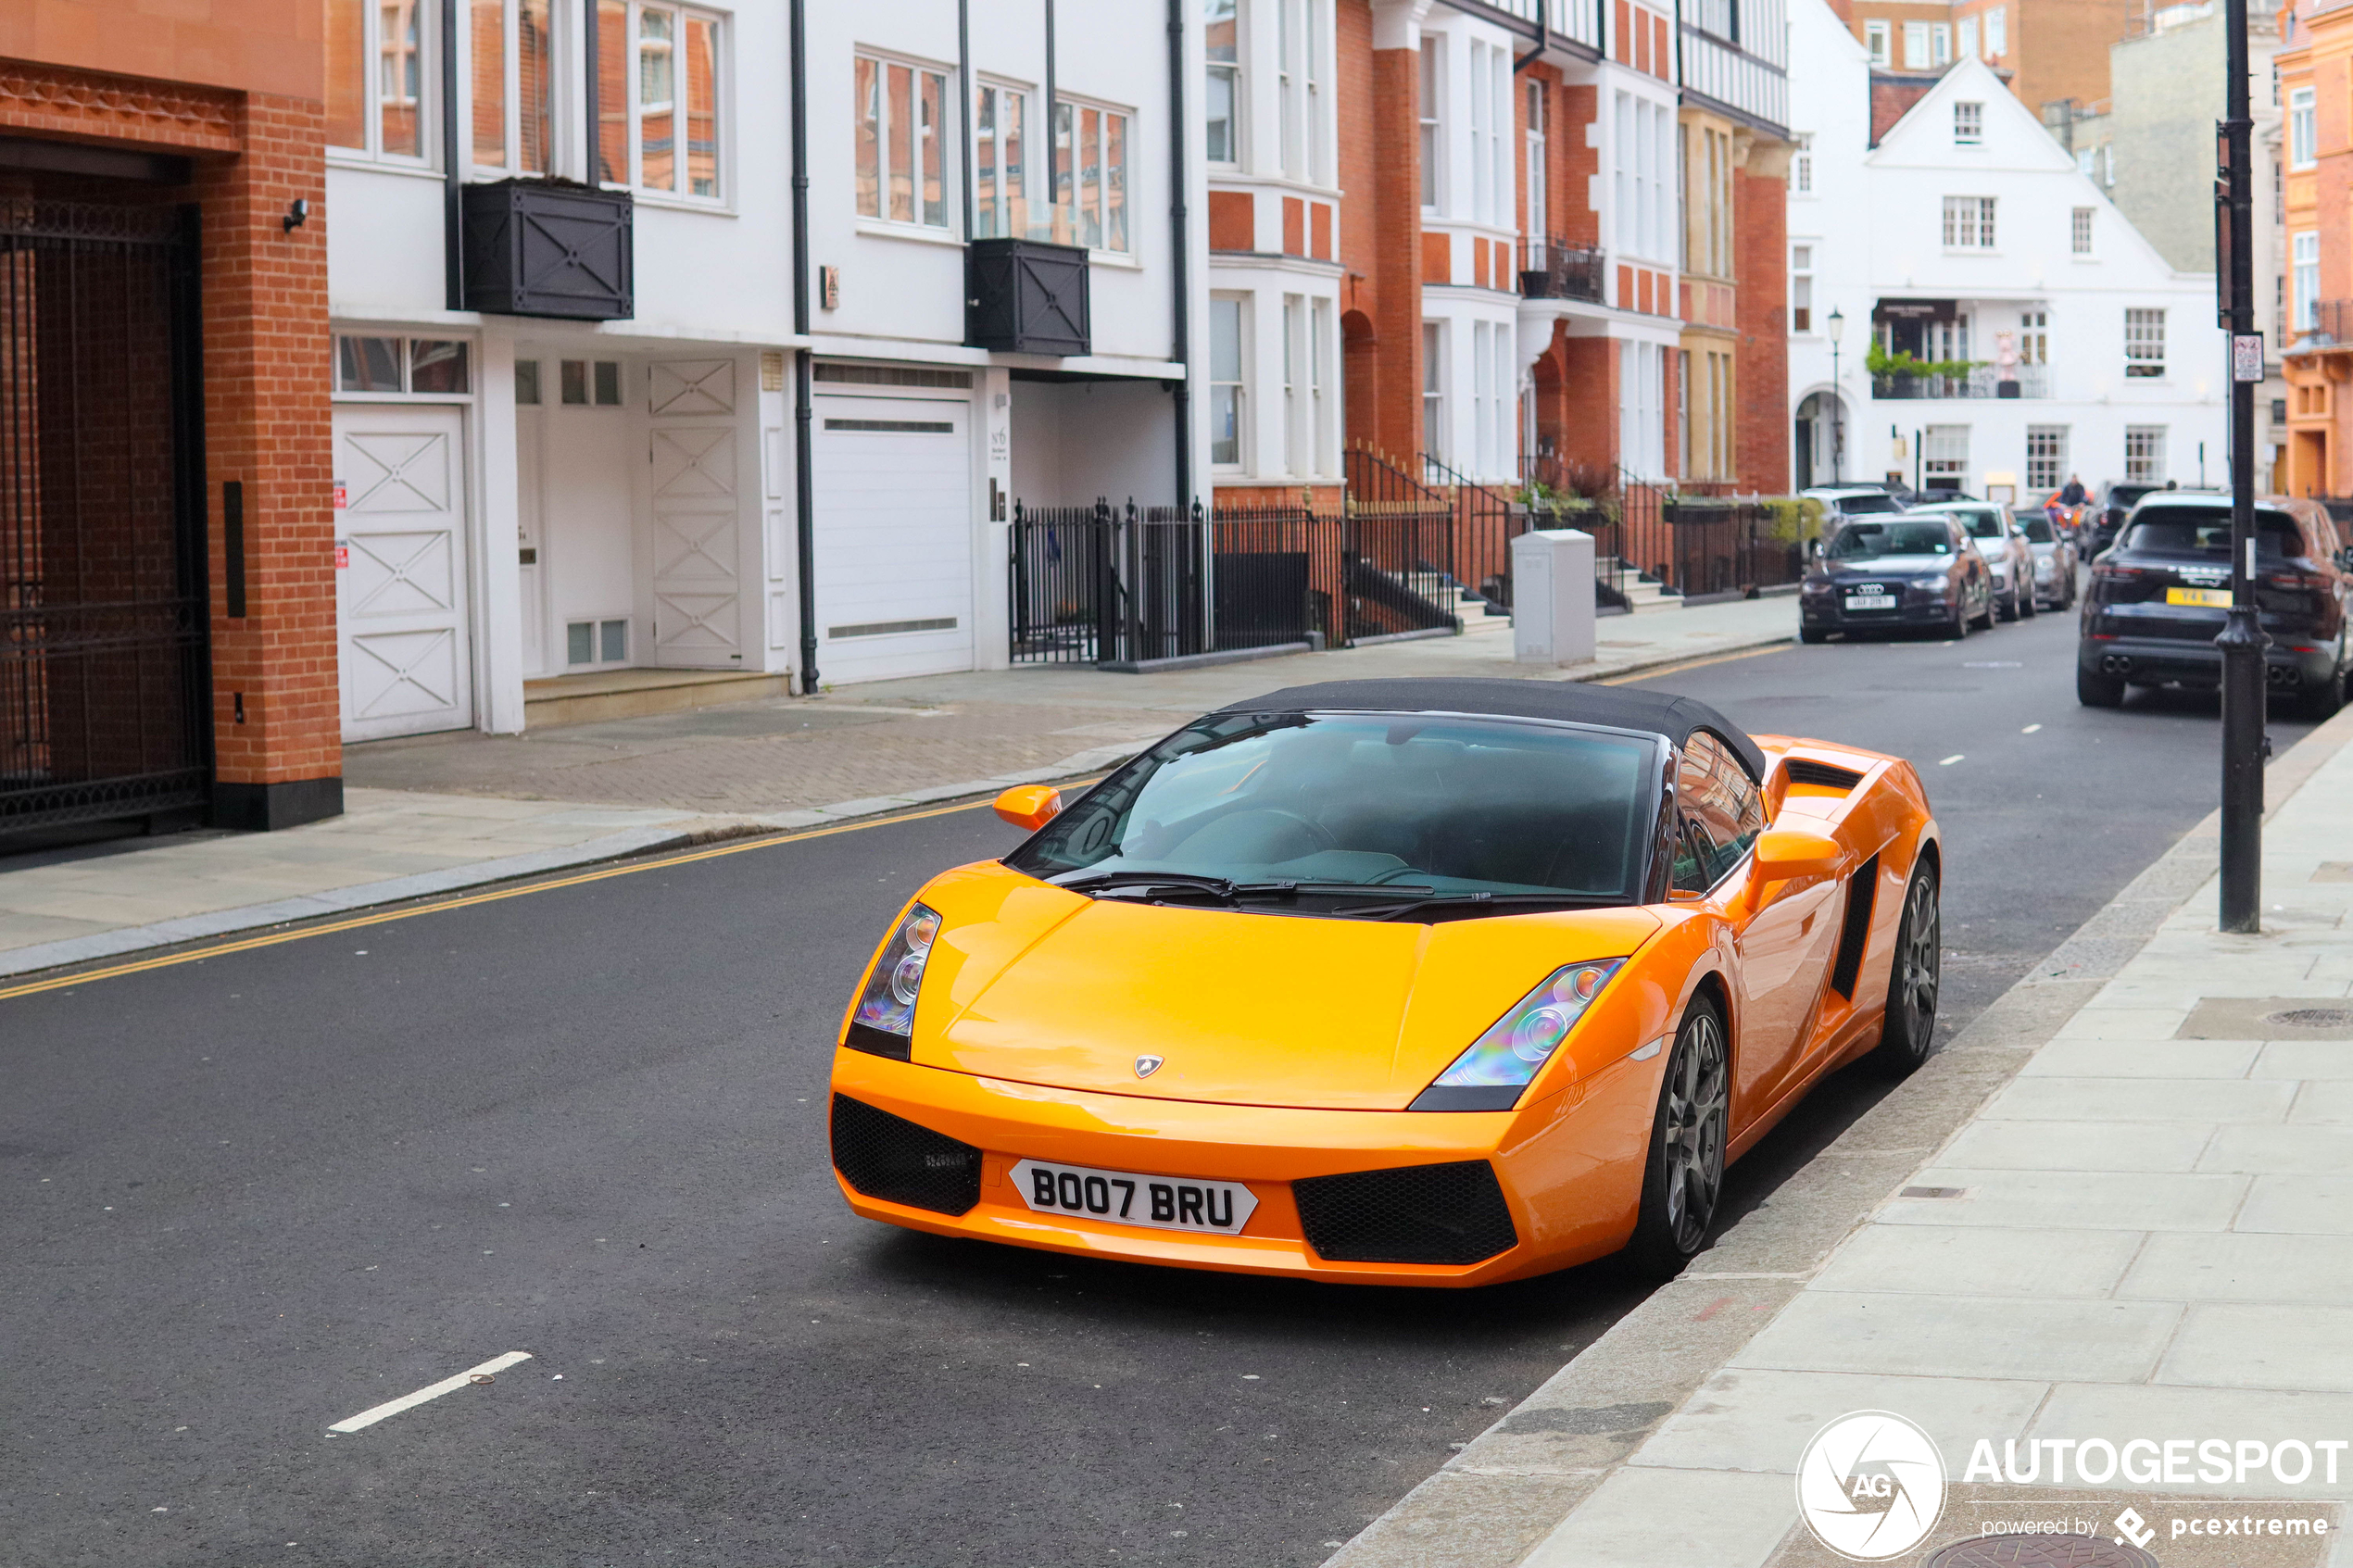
(1796, 1411, 1949, 1561)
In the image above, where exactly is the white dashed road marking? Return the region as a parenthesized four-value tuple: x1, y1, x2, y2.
(2021, 723, 2042, 734)
(327, 1351, 532, 1434)
(1938, 755, 1964, 766)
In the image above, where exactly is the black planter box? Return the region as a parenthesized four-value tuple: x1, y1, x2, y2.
(965, 238, 1089, 356)
(460, 179, 634, 320)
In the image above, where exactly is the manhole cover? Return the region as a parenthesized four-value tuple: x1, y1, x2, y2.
(2266, 1007, 2353, 1029)
(1923, 1536, 2157, 1568)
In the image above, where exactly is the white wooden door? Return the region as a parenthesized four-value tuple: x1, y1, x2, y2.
(812, 395, 974, 684)
(333, 406, 474, 740)
(648, 423, 742, 667)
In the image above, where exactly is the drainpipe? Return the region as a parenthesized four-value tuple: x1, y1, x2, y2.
(1167, 0, 1192, 511)
(791, 0, 820, 693)
(960, 0, 976, 237)
(442, 0, 461, 307)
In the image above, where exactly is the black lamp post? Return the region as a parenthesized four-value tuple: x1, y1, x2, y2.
(2217, 0, 2266, 932)
(1827, 306, 1846, 484)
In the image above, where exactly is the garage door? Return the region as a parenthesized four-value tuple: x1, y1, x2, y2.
(812, 395, 973, 684)
(333, 406, 474, 740)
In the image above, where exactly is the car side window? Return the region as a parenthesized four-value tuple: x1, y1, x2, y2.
(1671, 732, 1764, 892)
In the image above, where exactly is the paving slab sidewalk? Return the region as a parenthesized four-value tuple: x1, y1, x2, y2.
(0, 596, 1795, 981)
(1330, 705, 2353, 1568)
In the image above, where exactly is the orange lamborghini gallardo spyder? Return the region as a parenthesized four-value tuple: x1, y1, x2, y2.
(827, 678, 1941, 1286)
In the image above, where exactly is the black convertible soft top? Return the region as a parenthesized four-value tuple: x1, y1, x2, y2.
(1218, 678, 1767, 781)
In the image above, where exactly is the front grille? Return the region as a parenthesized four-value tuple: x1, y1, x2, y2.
(829, 1095, 983, 1215)
(1293, 1160, 1519, 1265)
(1785, 759, 1865, 791)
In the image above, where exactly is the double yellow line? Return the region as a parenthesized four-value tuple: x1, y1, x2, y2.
(0, 796, 1005, 1003)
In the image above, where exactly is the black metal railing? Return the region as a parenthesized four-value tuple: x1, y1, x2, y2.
(1657, 496, 1806, 597)
(1518, 237, 1607, 304)
(1871, 365, 2050, 400)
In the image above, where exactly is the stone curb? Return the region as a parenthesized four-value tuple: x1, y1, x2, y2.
(1324, 700, 2353, 1568)
(0, 741, 1151, 984)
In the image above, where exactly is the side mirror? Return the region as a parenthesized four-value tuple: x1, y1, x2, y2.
(1806, 538, 1823, 560)
(993, 784, 1063, 833)
(1750, 826, 1842, 886)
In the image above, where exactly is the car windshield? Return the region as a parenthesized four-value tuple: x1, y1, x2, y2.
(2120, 507, 2305, 558)
(1830, 493, 1901, 515)
(2017, 516, 2056, 544)
(1006, 711, 1659, 908)
(1826, 521, 1953, 559)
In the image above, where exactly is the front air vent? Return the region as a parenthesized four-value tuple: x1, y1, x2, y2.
(829, 1095, 982, 1215)
(1785, 759, 1867, 791)
(1830, 852, 1881, 999)
(1293, 1160, 1519, 1265)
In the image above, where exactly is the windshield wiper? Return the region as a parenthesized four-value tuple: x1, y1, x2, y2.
(1227, 880, 1438, 901)
(1336, 890, 1619, 922)
(1056, 869, 1241, 903)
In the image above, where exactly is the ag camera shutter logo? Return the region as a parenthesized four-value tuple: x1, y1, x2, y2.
(1796, 1411, 1947, 1561)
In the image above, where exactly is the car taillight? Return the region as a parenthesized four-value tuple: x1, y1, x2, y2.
(2265, 571, 2332, 591)
(2093, 562, 2148, 582)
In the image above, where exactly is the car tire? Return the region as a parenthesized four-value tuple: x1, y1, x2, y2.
(1866, 860, 1941, 1080)
(2077, 663, 2126, 708)
(1626, 994, 1730, 1280)
(1799, 624, 1828, 645)
(2306, 659, 2347, 722)
(1969, 592, 1995, 632)
(1996, 583, 2020, 622)
(2019, 581, 2038, 619)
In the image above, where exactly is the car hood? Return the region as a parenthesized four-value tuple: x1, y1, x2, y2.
(904, 863, 1665, 1110)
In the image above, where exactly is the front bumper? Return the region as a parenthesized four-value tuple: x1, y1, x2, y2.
(1800, 596, 1956, 631)
(2079, 633, 2336, 690)
(826, 1046, 1661, 1287)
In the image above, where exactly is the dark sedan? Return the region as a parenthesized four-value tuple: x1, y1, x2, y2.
(1800, 516, 1996, 642)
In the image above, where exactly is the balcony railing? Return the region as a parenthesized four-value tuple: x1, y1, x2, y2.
(2294, 299, 2353, 350)
(1872, 364, 2052, 400)
(1519, 237, 1606, 304)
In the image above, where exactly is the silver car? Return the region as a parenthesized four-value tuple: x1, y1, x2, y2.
(2015, 509, 2079, 610)
(1911, 501, 2036, 622)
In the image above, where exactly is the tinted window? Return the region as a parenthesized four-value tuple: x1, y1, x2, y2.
(1009, 711, 1658, 902)
(1826, 521, 1955, 558)
(2017, 516, 2055, 543)
(1950, 509, 2005, 538)
(1832, 493, 1902, 515)
(2121, 507, 2305, 558)
(1671, 732, 1765, 894)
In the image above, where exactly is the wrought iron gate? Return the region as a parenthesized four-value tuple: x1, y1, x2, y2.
(0, 199, 209, 833)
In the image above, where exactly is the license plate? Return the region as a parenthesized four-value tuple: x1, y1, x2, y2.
(1844, 594, 1897, 611)
(1008, 1158, 1259, 1235)
(2167, 586, 2232, 608)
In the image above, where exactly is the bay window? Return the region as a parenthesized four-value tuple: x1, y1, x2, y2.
(1211, 296, 1248, 469)
(1207, 0, 1241, 165)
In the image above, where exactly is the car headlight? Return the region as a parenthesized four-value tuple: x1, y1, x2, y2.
(1411, 959, 1626, 1110)
(846, 902, 942, 1059)
(2035, 556, 2057, 577)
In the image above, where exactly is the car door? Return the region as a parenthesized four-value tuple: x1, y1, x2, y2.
(1675, 734, 1842, 1132)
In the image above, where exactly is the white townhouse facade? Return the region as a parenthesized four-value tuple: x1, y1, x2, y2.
(1786, 2, 2226, 502)
(323, 0, 1205, 740)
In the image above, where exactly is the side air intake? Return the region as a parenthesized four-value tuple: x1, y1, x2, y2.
(829, 1095, 983, 1215)
(1830, 852, 1881, 999)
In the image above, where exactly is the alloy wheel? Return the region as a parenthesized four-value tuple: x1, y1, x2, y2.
(1896, 873, 1940, 1045)
(1661, 1010, 1729, 1251)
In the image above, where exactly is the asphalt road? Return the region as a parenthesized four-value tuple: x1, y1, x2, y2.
(0, 599, 2308, 1568)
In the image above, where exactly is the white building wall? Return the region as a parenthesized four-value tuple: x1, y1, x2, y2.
(1786, 2, 2224, 496)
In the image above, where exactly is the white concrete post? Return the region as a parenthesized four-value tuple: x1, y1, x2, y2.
(1510, 527, 1597, 667)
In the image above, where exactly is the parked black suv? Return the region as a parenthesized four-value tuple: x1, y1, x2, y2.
(2077, 494, 2352, 718)
(2086, 481, 2170, 557)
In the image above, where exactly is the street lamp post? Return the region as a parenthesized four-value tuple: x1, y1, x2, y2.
(2217, 0, 2266, 933)
(1827, 307, 1846, 484)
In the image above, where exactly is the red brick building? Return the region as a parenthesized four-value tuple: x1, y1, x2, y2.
(1205, 0, 1793, 514)
(1, 3, 339, 832)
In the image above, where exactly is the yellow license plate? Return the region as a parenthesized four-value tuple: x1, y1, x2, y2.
(2166, 586, 2232, 608)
